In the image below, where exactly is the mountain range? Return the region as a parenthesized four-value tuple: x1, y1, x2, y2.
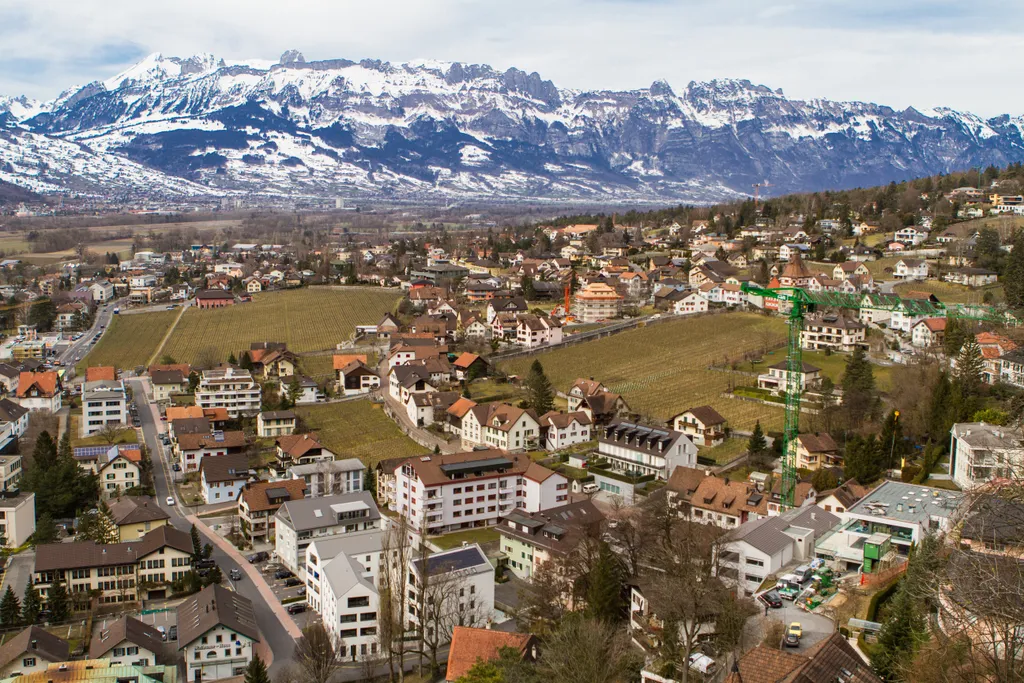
(2, 50, 1024, 203)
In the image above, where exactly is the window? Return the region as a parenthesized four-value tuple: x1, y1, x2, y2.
(340, 614, 358, 623)
(348, 596, 370, 608)
(23, 657, 36, 667)
(340, 629, 358, 638)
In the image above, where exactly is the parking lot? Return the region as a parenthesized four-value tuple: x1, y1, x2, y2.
(251, 559, 317, 630)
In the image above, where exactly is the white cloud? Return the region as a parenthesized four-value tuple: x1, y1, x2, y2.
(1, 0, 1022, 117)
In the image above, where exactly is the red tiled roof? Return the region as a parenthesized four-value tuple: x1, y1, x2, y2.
(445, 627, 534, 681)
(16, 371, 58, 398)
(333, 354, 368, 370)
(85, 366, 116, 382)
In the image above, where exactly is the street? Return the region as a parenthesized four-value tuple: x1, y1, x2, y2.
(58, 302, 117, 366)
(127, 377, 298, 674)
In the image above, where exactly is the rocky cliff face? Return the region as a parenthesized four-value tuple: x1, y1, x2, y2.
(3, 50, 1024, 201)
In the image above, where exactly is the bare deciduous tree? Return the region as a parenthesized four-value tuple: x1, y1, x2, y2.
(539, 614, 639, 683)
(379, 515, 414, 682)
(293, 623, 344, 683)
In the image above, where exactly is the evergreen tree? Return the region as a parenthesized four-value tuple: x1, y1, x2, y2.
(457, 661, 505, 683)
(1004, 231, 1024, 308)
(942, 316, 968, 357)
(841, 347, 876, 422)
(190, 524, 203, 560)
(285, 375, 302, 408)
(955, 337, 984, 397)
(0, 586, 20, 627)
(244, 653, 272, 683)
(239, 351, 254, 371)
(524, 361, 554, 415)
(810, 468, 838, 491)
(58, 428, 71, 461)
(520, 275, 536, 301)
(47, 573, 70, 622)
(747, 421, 767, 456)
(228, 352, 238, 365)
(585, 542, 624, 623)
(33, 513, 58, 545)
(21, 580, 39, 625)
(843, 435, 884, 483)
(872, 584, 927, 681)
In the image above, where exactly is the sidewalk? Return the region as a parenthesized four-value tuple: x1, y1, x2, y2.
(187, 514, 303, 640)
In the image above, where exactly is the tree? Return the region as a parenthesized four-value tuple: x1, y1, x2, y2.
(971, 407, 1009, 425)
(1005, 230, 1024, 308)
(843, 435, 884, 483)
(747, 420, 767, 458)
(524, 360, 554, 415)
(244, 653, 272, 683)
(520, 275, 536, 301)
(584, 542, 624, 623)
(955, 337, 985, 397)
(0, 585, 20, 627)
(286, 375, 302, 408)
(47, 573, 70, 621)
(841, 347, 876, 423)
(190, 524, 203, 560)
(379, 515, 413, 682)
(810, 468, 838, 492)
(457, 660, 505, 683)
(97, 423, 126, 445)
(33, 513, 58, 545)
(539, 614, 638, 683)
(21, 580, 40, 625)
(239, 351, 254, 371)
(27, 300, 57, 332)
(228, 352, 238, 365)
(294, 623, 343, 683)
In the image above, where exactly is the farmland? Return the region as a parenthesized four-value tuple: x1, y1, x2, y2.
(83, 288, 400, 370)
(757, 347, 895, 393)
(77, 309, 178, 372)
(499, 313, 788, 431)
(296, 400, 426, 467)
(893, 280, 1003, 305)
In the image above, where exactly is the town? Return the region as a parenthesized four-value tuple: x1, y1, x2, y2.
(0, 164, 1019, 683)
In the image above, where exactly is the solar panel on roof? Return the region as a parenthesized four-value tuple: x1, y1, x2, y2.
(439, 457, 513, 474)
(266, 487, 289, 498)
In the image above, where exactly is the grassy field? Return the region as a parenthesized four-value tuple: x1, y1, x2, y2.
(296, 400, 425, 467)
(863, 257, 905, 278)
(69, 414, 139, 447)
(698, 437, 749, 465)
(499, 313, 788, 431)
(757, 347, 895, 393)
(77, 309, 178, 372)
(159, 288, 398, 367)
(893, 280, 1004, 305)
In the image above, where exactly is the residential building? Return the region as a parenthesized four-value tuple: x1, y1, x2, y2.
(815, 479, 871, 520)
(256, 410, 296, 438)
(194, 366, 261, 418)
(89, 280, 115, 302)
(666, 467, 768, 529)
(0, 399, 28, 441)
(498, 500, 603, 579)
(176, 430, 247, 473)
(334, 355, 379, 395)
(81, 379, 129, 438)
(894, 227, 929, 246)
(150, 369, 187, 402)
(596, 420, 697, 481)
(34, 525, 194, 604)
(672, 291, 709, 316)
(445, 627, 537, 682)
(14, 372, 61, 412)
(515, 314, 563, 348)
(459, 403, 541, 451)
(406, 545, 494, 645)
(88, 616, 164, 667)
(200, 453, 252, 504)
(718, 505, 839, 596)
(757, 361, 822, 394)
(799, 312, 866, 352)
(452, 353, 487, 381)
(911, 317, 947, 348)
(177, 584, 259, 681)
(0, 455, 22, 493)
(96, 446, 142, 498)
(105, 496, 169, 542)
(795, 433, 840, 470)
(289, 459, 365, 497)
(0, 492, 34, 548)
(194, 289, 236, 309)
(950, 422, 1024, 489)
(0, 626, 69, 679)
(238, 479, 307, 544)
(894, 258, 930, 280)
(724, 632, 880, 683)
(275, 491, 381, 577)
(275, 433, 335, 467)
(538, 411, 593, 451)
(394, 450, 568, 534)
(574, 282, 624, 322)
(669, 405, 727, 447)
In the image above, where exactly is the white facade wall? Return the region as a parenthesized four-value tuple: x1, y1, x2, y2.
(183, 624, 255, 681)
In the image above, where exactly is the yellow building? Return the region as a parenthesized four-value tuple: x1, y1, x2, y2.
(106, 496, 170, 542)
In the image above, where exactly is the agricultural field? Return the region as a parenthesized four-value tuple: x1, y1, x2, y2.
(158, 288, 399, 367)
(757, 348, 895, 393)
(77, 309, 178, 372)
(499, 313, 788, 432)
(296, 400, 426, 467)
(893, 280, 1004, 305)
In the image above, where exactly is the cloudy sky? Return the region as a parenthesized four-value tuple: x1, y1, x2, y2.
(2, 0, 1022, 116)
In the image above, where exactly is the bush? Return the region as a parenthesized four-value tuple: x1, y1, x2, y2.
(866, 577, 902, 622)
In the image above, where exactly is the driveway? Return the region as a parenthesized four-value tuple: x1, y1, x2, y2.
(763, 602, 836, 652)
(0, 550, 35, 598)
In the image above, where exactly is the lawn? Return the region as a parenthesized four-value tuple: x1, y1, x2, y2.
(756, 347, 895, 393)
(697, 438, 749, 466)
(893, 280, 1004, 305)
(863, 257, 905, 278)
(430, 527, 500, 550)
(77, 309, 179, 372)
(295, 399, 425, 468)
(160, 288, 399, 367)
(499, 312, 788, 431)
(465, 378, 527, 405)
(69, 414, 139, 447)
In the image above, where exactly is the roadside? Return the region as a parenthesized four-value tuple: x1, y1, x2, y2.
(145, 300, 192, 367)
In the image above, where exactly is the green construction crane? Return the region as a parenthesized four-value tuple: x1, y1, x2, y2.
(739, 282, 1015, 508)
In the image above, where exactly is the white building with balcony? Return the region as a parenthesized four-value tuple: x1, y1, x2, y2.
(195, 366, 262, 418)
(274, 491, 381, 578)
(290, 459, 365, 498)
(81, 379, 129, 438)
(950, 422, 1024, 490)
(406, 544, 494, 646)
(595, 420, 696, 480)
(799, 312, 866, 353)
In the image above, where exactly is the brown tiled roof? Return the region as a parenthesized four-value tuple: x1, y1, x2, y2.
(203, 407, 230, 422)
(333, 353, 368, 370)
(85, 366, 116, 382)
(725, 632, 880, 683)
(570, 378, 605, 396)
(166, 406, 205, 421)
(0, 626, 69, 671)
(445, 627, 534, 681)
(150, 369, 186, 385)
(200, 453, 251, 483)
(35, 526, 191, 572)
(399, 450, 553, 487)
(468, 403, 538, 434)
(149, 363, 192, 376)
(539, 410, 592, 429)
(106, 496, 170, 526)
(240, 479, 307, 513)
(176, 584, 259, 649)
(691, 475, 769, 518)
(16, 371, 58, 398)
(798, 432, 839, 453)
(276, 433, 325, 459)
(666, 465, 709, 501)
(681, 405, 726, 427)
(170, 417, 211, 436)
(88, 616, 165, 660)
(177, 430, 248, 452)
(453, 352, 480, 369)
(821, 479, 872, 509)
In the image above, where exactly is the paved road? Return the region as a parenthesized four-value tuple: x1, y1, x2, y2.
(763, 601, 836, 653)
(0, 549, 34, 599)
(58, 302, 118, 367)
(128, 378, 297, 674)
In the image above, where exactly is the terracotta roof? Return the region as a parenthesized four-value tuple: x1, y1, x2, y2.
(690, 474, 769, 518)
(240, 479, 307, 513)
(0, 626, 69, 672)
(276, 433, 326, 459)
(539, 411, 592, 429)
(570, 378, 605, 397)
(453, 352, 481, 369)
(917, 317, 947, 332)
(821, 478, 872, 509)
(724, 644, 806, 683)
(398, 450, 554, 487)
(166, 406, 205, 421)
(177, 430, 247, 452)
(85, 366, 116, 382)
(666, 465, 710, 501)
(16, 371, 58, 398)
(467, 403, 538, 434)
(176, 584, 259, 649)
(447, 397, 477, 419)
(333, 354, 368, 371)
(524, 461, 558, 483)
(780, 253, 812, 279)
(88, 616, 164, 661)
(203, 407, 230, 422)
(726, 632, 880, 683)
(106, 496, 170, 526)
(445, 627, 534, 681)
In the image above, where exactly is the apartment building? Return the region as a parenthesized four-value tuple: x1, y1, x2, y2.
(394, 450, 568, 535)
(0, 399, 29, 440)
(33, 526, 194, 605)
(950, 422, 1024, 489)
(406, 545, 494, 646)
(0, 454, 23, 493)
(0, 492, 34, 548)
(498, 500, 604, 580)
(573, 282, 624, 322)
(177, 584, 259, 681)
(81, 379, 129, 438)
(14, 372, 61, 413)
(238, 479, 307, 545)
(176, 430, 247, 473)
(289, 459, 365, 497)
(256, 410, 296, 438)
(274, 491, 381, 577)
(194, 367, 261, 418)
(799, 312, 866, 353)
(596, 420, 697, 480)
(458, 403, 541, 452)
(515, 314, 563, 349)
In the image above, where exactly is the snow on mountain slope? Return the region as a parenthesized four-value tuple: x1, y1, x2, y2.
(4, 50, 1024, 201)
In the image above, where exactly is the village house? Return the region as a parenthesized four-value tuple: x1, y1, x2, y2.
(538, 411, 593, 451)
(238, 479, 307, 545)
(672, 291, 709, 316)
(459, 403, 541, 451)
(977, 332, 1017, 384)
(757, 361, 823, 395)
(816, 479, 871, 519)
(150, 369, 187, 402)
(950, 422, 1024, 490)
(595, 420, 697, 484)
(0, 626, 70, 679)
(667, 467, 770, 529)
(176, 430, 247, 473)
(515, 314, 563, 348)
(334, 354, 379, 395)
(88, 615, 165, 668)
(911, 317, 947, 348)
(200, 453, 251, 504)
(176, 584, 260, 681)
(669, 405, 727, 447)
(498, 499, 604, 580)
(105, 496, 170, 542)
(894, 226, 929, 246)
(799, 311, 866, 353)
(832, 261, 871, 281)
(276, 433, 335, 467)
(445, 627, 537, 683)
(194, 289, 236, 309)
(893, 258, 930, 280)
(14, 371, 61, 412)
(566, 378, 631, 424)
(795, 432, 840, 470)
(256, 410, 296, 438)
(289, 458, 364, 498)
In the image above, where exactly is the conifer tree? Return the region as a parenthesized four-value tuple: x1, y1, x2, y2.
(21, 580, 39, 625)
(524, 360, 554, 415)
(190, 524, 203, 560)
(841, 347, 876, 421)
(955, 337, 984, 397)
(585, 542, 624, 623)
(1003, 231, 1024, 308)
(747, 420, 767, 457)
(47, 573, 70, 622)
(244, 653, 272, 683)
(0, 586, 20, 627)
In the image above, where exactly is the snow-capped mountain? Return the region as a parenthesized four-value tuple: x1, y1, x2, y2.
(4, 50, 1024, 202)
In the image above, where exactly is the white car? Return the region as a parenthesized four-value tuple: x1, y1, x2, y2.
(166, 496, 175, 506)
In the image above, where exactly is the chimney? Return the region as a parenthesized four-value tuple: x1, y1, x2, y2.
(30, 640, 36, 649)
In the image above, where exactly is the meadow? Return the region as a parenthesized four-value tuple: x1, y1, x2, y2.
(296, 400, 426, 467)
(499, 313, 789, 431)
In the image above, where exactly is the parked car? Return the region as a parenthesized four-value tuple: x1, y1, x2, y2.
(296, 586, 306, 596)
(758, 590, 783, 609)
(229, 568, 243, 581)
(286, 603, 307, 615)
(785, 622, 802, 647)
(248, 552, 269, 563)
(688, 653, 717, 676)
(582, 483, 599, 494)
(172, 463, 181, 472)
(284, 577, 303, 587)
(195, 558, 216, 570)
(274, 569, 293, 580)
